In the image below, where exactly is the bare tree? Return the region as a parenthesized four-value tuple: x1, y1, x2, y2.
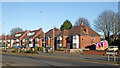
(74, 17, 90, 27)
(111, 13, 119, 38)
(94, 10, 118, 40)
(10, 27, 23, 36)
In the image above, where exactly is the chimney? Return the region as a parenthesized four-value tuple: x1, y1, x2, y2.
(85, 26, 88, 34)
(16, 32, 19, 33)
(25, 30, 27, 32)
(39, 28, 42, 31)
(80, 24, 83, 26)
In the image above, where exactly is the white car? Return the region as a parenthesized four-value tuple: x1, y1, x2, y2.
(107, 46, 118, 51)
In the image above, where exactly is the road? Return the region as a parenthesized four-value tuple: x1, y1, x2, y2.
(1, 53, 119, 67)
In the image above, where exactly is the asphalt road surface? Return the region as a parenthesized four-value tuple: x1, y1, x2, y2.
(1, 53, 119, 67)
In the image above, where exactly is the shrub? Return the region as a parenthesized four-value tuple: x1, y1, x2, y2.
(39, 47, 44, 51)
(25, 50, 38, 54)
(12, 50, 17, 53)
(34, 47, 38, 51)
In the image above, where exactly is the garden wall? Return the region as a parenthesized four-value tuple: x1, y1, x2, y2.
(83, 50, 120, 56)
(83, 50, 107, 56)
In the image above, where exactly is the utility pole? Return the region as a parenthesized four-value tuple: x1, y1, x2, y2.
(52, 26, 55, 52)
(5, 35, 6, 50)
(3, 22, 6, 50)
(40, 10, 46, 53)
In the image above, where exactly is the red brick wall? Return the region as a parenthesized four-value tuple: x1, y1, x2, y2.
(79, 36, 92, 49)
(39, 39, 42, 47)
(92, 36, 100, 44)
(79, 36, 100, 49)
(62, 37, 67, 47)
(83, 50, 106, 56)
(33, 28, 42, 40)
(83, 50, 120, 56)
(50, 38, 53, 47)
(19, 30, 27, 46)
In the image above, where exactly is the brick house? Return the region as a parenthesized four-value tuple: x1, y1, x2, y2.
(35, 31, 44, 47)
(6, 35, 11, 47)
(0, 35, 11, 48)
(45, 27, 61, 48)
(66, 25, 100, 49)
(0, 36, 6, 47)
(22, 28, 43, 48)
(56, 30, 68, 49)
(12, 30, 27, 47)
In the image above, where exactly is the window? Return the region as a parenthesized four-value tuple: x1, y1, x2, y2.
(73, 43, 77, 48)
(91, 36, 95, 39)
(29, 41, 32, 44)
(84, 29, 86, 32)
(46, 44, 50, 47)
(73, 36, 77, 39)
(57, 44, 62, 48)
(57, 40, 62, 44)
(46, 37, 50, 40)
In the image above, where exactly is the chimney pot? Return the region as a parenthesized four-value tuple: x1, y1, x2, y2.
(80, 24, 83, 26)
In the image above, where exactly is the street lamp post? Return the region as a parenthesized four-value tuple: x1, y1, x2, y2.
(40, 11, 46, 53)
(5, 35, 6, 50)
(52, 26, 55, 52)
(3, 22, 6, 50)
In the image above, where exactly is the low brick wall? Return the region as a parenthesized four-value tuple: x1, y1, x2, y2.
(83, 50, 107, 56)
(83, 50, 120, 56)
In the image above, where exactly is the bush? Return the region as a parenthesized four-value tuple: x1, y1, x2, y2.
(34, 47, 38, 51)
(12, 50, 17, 53)
(57, 47, 67, 51)
(39, 47, 44, 51)
(25, 50, 38, 54)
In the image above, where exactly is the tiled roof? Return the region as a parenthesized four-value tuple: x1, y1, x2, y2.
(27, 30, 40, 39)
(37, 31, 44, 39)
(68, 26, 84, 36)
(56, 30, 68, 36)
(87, 26, 100, 36)
(0, 35, 11, 40)
(12, 31, 26, 40)
(45, 27, 61, 38)
(56, 25, 100, 37)
(23, 28, 43, 40)
(6, 35, 11, 40)
(68, 25, 100, 36)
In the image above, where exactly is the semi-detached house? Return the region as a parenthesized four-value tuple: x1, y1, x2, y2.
(0, 35, 11, 48)
(56, 30, 68, 50)
(6, 35, 11, 47)
(12, 30, 27, 47)
(22, 28, 43, 48)
(45, 25, 100, 50)
(66, 25, 100, 49)
(45, 27, 61, 48)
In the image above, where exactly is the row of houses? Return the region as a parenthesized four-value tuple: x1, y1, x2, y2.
(0, 24, 101, 50)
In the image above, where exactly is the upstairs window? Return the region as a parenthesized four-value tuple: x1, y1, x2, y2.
(83, 29, 86, 33)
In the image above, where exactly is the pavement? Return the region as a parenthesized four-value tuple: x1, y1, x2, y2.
(1, 52, 120, 67)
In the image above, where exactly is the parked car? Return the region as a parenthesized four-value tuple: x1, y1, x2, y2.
(107, 46, 118, 51)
